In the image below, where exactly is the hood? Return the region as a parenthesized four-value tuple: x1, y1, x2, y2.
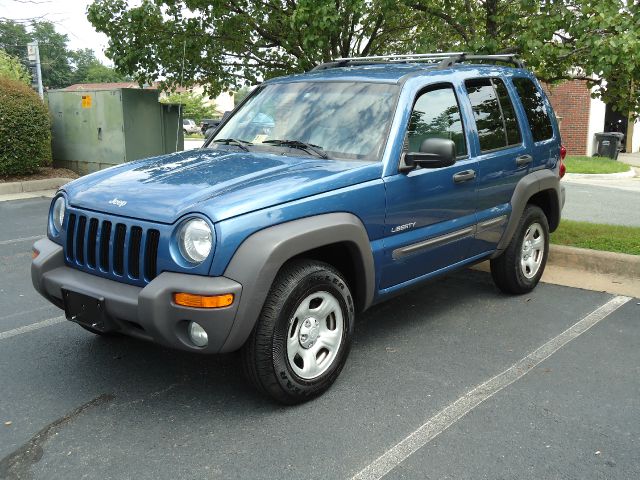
(64, 148, 381, 224)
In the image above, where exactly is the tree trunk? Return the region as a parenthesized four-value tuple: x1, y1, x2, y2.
(485, 0, 499, 39)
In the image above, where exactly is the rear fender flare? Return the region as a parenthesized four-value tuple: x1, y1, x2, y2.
(493, 169, 561, 256)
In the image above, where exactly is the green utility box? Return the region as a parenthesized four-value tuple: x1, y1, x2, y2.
(48, 88, 184, 174)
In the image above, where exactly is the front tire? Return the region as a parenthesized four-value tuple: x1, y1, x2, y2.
(242, 260, 355, 404)
(490, 205, 549, 294)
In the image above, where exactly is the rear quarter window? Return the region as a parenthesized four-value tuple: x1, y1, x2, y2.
(512, 77, 554, 142)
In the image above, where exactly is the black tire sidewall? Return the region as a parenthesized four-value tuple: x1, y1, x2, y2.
(271, 267, 354, 399)
(511, 206, 550, 290)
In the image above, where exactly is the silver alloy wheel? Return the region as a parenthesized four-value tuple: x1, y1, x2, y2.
(286, 291, 344, 380)
(520, 221, 545, 279)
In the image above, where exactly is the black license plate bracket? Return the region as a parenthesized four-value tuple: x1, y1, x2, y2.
(61, 288, 111, 331)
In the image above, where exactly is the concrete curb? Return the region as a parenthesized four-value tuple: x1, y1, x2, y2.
(564, 167, 636, 180)
(549, 244, 640, 278)
(0, 178, 73, 195)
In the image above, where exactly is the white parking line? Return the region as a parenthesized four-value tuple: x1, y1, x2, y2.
(351, 295, 632, 480)
(0, 234, 44, 246)
(0, 316, 66, 341)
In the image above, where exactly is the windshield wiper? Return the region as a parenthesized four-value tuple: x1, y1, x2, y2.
(262, 139, 328, 159)
(212, 138, 252, 151)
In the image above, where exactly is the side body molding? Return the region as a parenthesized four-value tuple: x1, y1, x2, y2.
(493, 169, 562, 257)
(220, 212, 375, 352)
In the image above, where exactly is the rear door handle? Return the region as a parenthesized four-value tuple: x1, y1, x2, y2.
(453, 169, 476, 183)
(516, 154, 533, 167)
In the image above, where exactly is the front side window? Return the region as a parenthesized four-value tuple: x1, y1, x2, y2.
(407, 86, 467, 156)
(512, 77, 554, 142)
(211, 81, 398, 161)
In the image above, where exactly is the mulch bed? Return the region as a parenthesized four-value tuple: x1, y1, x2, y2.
(0, 167, 79, 183)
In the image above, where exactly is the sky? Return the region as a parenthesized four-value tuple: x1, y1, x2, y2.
(0, 0, 111, 64)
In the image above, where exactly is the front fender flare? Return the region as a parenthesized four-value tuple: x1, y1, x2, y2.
(220, 212, 375, 352)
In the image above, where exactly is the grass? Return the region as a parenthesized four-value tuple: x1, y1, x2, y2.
(564, 155, 631, 174)
(551, 220, 640, 255)
(185, 133, 205, 139)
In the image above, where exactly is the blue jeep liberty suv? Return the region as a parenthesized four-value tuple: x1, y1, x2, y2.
(32, 53, 566, 404)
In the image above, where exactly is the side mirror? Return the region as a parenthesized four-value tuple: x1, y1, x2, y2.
(402, 138, 457, 172)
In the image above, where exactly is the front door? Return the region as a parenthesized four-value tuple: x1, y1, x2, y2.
(381, 83, 478, 291)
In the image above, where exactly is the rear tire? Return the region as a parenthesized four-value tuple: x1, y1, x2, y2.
(242, 260, 355, 404)
(490, 205, 549, 294)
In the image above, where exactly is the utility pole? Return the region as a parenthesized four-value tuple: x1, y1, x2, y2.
(27, 41, 44, 99)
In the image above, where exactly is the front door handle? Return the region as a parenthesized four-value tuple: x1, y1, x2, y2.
(516, 154, 533, 167)
(453, 169, 476, 183)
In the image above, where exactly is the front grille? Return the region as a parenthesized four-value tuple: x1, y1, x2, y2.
(66, 213, 160, 282)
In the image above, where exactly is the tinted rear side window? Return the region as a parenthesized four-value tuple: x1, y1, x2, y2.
(493, 79, 522, 146)
(465, 78, 505, 152)
(512, 77, 554, 142)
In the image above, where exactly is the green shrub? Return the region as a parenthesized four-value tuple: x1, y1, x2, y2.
(0, 77, 52, 176)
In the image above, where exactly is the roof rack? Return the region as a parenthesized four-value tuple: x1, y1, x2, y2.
(311, 52, 525, 71)
(436, 53, 525, 69)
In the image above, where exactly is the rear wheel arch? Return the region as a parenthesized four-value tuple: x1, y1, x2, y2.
(494, 170, 561, 256)
(527, 188, 560, 232)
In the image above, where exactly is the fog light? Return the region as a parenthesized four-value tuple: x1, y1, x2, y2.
(188, 321, 208, 347)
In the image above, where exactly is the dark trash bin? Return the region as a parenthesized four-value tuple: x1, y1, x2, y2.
(593, 132, 624, 159)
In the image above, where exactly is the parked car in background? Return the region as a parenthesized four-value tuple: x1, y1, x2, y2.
(182, 118, 200, 135)
(32, 53, 565, 405)
(201, 118, 221, 137)
(201, 112, 233, 137)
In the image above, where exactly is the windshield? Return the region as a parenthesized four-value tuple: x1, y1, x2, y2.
(210, 81, 398, 161)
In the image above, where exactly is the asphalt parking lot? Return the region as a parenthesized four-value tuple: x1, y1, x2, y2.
(1, 197, 638, 480)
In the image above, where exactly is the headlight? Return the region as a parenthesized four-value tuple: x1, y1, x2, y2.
(51, 196, 66, 233)
(179, 218, 212, 264)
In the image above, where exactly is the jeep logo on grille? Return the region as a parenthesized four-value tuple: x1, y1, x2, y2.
(108, 198, 127, 207)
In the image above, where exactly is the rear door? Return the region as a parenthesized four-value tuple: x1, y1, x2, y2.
(381, 83, 478, 291)
(511, 76, 559, 171)
(462, 77, 531, 256)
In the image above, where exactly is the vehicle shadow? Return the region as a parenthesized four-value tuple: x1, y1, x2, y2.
(58, 269, 501, 412)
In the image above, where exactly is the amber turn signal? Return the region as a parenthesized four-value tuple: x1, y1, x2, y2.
(173, 292, 234, 309)
(32, 249, 40, 259)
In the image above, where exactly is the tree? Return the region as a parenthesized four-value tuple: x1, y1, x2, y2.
(0, 48, 30, 84)
(0, 19, 129, 89)
(0, 20, 72, 89)
(70, 48, 128, 84)
(160, 92, 218, 123)
(0, 20, 31, 60)
(30, 21, 73, 89)
(87, 0, 640, 116)
(87, 0, 437, 96)
(406, 0, 640, 118)
(233, 86, 252, 105)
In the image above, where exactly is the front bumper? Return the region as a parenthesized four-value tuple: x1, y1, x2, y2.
(31, 238, 243, 353)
